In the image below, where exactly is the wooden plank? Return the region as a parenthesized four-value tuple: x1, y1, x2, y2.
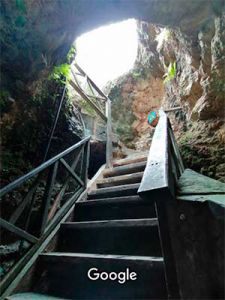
(39, 162, 59, 235)
(138, 111, 171, 199)
(164, 107, 182, 112)
(165, 200, 225, 299)
(0, 188, 84, 298)
(177, 194, 225, 208)
(9, 178, 40, 224)
(23, 187, 37, 232)
(81, 140, 90, 187)
(47, 146, 84, 220)
(106, 98, 113, 168)
(74, 63, 108, 100)
(155, 199, 180, 299)
(60, 158, 84, 187)
(97, 172, 143, 188)
(0, 218, 38, 244)
(86, 94, 107, 102)
(168, 127, 184, 175)
(0, 137, 90, 197)
(113, 154, 148, 167)
(69, 80, 107, 122)
(178, 169, 225, 195)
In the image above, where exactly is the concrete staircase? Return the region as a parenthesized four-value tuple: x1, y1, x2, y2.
(8, 155, 167, 300)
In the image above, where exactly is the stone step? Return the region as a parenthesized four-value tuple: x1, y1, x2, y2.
(103, 161, 146, 178)
(87, 183, 140, 200)
(57, 219, 161, 257)
(73, 196, 156, 221)
(33, 252, 167, 299)
(97, 172, 143, 188)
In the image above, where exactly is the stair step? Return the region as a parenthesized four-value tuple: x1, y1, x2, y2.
(33, 252, 167, 299)
(73, 196, 156, 221)
(97, 172, 143, 188)
(113, 155, 148, 167)
(6, 293, 64, 300)
(88, 183, 140, 200)
(57, 219, 161, 257)
(103, 161, 146, 178)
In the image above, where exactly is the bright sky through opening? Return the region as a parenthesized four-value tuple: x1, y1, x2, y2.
(75, 19, 138, 88)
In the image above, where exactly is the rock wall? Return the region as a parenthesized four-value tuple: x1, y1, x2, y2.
(108, 14, 225, 181)
(1, 0, 224, 182)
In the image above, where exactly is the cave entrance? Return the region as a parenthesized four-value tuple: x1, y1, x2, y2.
(75, 19, 138, 88)
(73, 19, 138, 177)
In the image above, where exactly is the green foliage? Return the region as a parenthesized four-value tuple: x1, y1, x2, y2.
(211, 0, 224, 16)
(0, 90, 11, 113)
(132, 70, 142, 79)
(79, 98, 96, 117)
(15, 0, 27, 27)
(50, 63, 71, 83)
(67, 45, 76, 63)
(131, 67, 148, 80)
(15, 15, 26, 27)
(163, 62, 176, 84)
(15, 0, 27, 14)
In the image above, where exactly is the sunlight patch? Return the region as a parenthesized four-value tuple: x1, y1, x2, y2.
(75, 19, 138, 87)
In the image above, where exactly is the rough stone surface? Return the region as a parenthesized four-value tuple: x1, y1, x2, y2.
(107, 11, 225, 181)
(1, 0, 224, 182)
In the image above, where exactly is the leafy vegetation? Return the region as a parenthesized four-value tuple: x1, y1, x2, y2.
(50, 63, 71, 83)
(0, 90, 11, 113)
(163, 62, 176, 84)
(67, 45, 76, 63)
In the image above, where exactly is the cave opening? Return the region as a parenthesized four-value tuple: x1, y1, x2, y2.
(75, 19, 138, 88)
(74, 19, 139, 177)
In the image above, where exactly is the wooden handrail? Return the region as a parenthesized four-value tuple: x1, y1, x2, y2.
(138, 110, 184, 199)
(0, 137, 90, 261)
(0, 136, 90, 197)
(70, 63, 113, 168)
(138, 110, 184, 299)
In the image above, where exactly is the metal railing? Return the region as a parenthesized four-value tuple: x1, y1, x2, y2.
(0, 62, 114, 291)
(0, 137, 90, 287)
(69, 63, 113, 168)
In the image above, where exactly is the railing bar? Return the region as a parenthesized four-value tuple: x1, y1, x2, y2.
(43, 187, 83, 234)
(0, 218, 38, 244)
(71, 69, 82, 88)
(60, 158, 84, 187)
(9, 176, 41, 224)
(23, 188, 37, 231)
(0, 188, 84, 296)
(47, 184, 67, 221)
(81, 139, 90, 187)
(78, 145, 85, 178)
(168, 127, 184, 174)
(74, 63, 108, 100)
(47, 147, 84, 220)
(39, 161, 59, 235)
(73, 72, 84, 77)
(0, 137, 90, 197)
(69, 79, 107, 122)
(86, 94, 107, 101)
(71, 145, 84, 172)
(106, 98, 113, 168)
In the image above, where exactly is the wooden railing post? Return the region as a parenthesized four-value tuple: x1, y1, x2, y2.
(106, 98, 113, 168)
(138, 110, 184, 299)
(39, 161, 59, 235)
(82, 140, 90, 187)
